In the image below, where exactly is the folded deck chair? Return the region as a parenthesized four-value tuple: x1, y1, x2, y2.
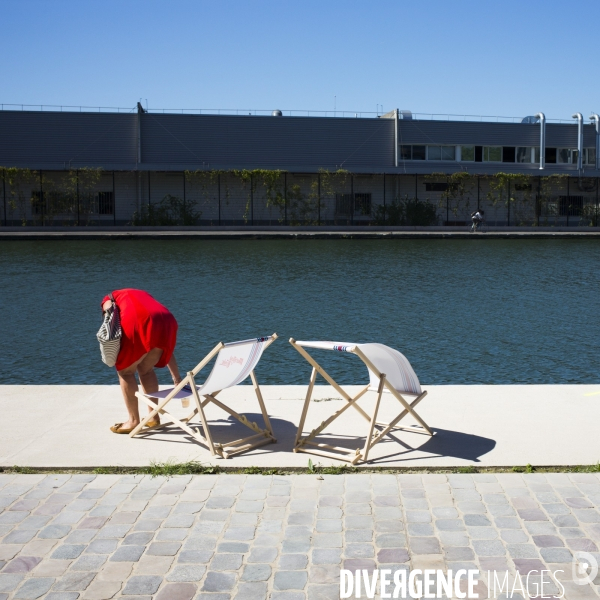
(289, 338, 433, 465)
(130, 334, 278, 458)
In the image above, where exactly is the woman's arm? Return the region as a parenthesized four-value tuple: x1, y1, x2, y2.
(167, 354, 182, 385)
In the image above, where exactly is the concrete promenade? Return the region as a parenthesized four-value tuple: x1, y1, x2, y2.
(1, 226, 600, 240)
(0, 472, 598, 599)
(1, 385, 599, 468)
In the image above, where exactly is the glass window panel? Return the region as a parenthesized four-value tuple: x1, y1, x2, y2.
(489, 147, 502, 161)
(516, 147, 530, 163)
(558, 149, 570, 163)
(571, 150, 579, 164)
(441, 146, 455, 160)
(587, 148, 596, 165)
(412, 146, 426, 160)
(534, 147, 540, 163)
(461, 146, 474, 161)
(502, 147, 516, 162)
(400, 145, 412, 160)
(430, 147, 438, 159)
(428, 146, 441, 160)
(484, 147, 502, 162)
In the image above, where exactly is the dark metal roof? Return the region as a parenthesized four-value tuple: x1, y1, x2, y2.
(0, 109, 597, 174)
(0, 111, 137, 169)
(397, 120, 596, 147)
(140, 113, 394, 171)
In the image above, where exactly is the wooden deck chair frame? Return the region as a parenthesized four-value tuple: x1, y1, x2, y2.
(289, 338, 433, 465)
(130, 334, 278, 458)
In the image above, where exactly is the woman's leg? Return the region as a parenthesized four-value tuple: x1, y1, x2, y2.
(137, 349, 164, 420)
(117, 367, 144, 429)
(115, 348, 163, 429)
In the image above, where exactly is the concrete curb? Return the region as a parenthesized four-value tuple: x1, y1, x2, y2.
(2, 225, 600, 240)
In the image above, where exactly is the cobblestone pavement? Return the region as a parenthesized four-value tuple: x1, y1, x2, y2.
(0, 473, 598, 599)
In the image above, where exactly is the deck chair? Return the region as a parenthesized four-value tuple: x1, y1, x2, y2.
(130, 334, 278, 458)
(289, 338, 433, 465)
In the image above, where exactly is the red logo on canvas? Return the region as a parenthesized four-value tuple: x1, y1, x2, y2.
(219, 356, 244, 368)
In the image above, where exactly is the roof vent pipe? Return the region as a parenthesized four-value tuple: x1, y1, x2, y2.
(534, 113, 546, 169)
(572, 113, 583, 171)
(590, 114, 600, 170)
(394, 108, 399, 167)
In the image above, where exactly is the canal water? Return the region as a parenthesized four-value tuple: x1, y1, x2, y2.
(1, 238, 598, 386)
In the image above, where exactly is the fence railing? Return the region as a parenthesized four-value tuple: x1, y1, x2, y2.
(0, 104, 576, 123)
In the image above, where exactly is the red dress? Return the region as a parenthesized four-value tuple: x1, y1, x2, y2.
(101, 289, 178, 372)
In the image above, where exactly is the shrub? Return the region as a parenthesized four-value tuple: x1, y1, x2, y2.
(372, 197, 438, 226)
(131, 194, 201, 225)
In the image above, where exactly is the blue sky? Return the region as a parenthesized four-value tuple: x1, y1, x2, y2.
(2, 0, 598, 120)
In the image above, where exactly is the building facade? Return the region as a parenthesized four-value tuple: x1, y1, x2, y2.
(1, 106, 599, 226)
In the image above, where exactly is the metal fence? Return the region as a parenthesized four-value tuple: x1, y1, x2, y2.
(1, 170, 599, 227)
(0, 104, 577, 124)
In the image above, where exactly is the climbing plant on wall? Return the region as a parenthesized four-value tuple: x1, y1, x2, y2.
(425, 171, 476, 220)
(537, 174, 568, 226)
(69, 168, 104, 225)
(3, 168, 37, 225)
(232, 169, 285, 223)
(185, 170, 221, 217)
(485, 173, 572, 226)
(485, 173, 531, 225)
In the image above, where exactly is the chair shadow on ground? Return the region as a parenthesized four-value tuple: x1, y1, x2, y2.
(135, 413, 496, 464)
(308, 427, 497, 465)
(134, 412, 299, 455)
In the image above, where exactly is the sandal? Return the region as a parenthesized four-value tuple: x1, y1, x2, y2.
(110, 422, 135, 434)
(145, 419, 160, 428)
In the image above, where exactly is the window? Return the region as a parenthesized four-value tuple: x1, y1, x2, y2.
(483, 147, 502, 162)
(557, 149, 581, 164)
(336, 194, 372, 216)
(98, 192, 114, 215)
(31, 191, 45, 215)
(557, 149, 570, 164)
(516, 147, 531, 163)
(425, 182, 449, 192)
(399, 145, 426, 160)
(427, 146, 455, 161)
(585, 148, 597, 165)
(502, 147, 516, 162)
(354, 193, 371, 216)
(461, 146, 475, 161)
(475, 146, 483, 162)
(412, 145, 426, 160)
(442, 146, 454, 160)
(428, 146, 441, 161)
(559, 196, 584, 216)
(400, 145, 412, 160)
(545, 148, 557, 164)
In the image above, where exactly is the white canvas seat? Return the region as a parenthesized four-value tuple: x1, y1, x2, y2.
(130, 334, 278, 458)
(289, 338, 433, 464)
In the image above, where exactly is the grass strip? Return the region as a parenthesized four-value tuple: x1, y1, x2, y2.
(2, 460, 600, 477)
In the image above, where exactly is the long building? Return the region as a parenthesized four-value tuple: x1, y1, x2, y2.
(1, 104, 599, 226)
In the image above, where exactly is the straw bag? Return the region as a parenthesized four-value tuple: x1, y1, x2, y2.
(97, 293, 122, 367)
